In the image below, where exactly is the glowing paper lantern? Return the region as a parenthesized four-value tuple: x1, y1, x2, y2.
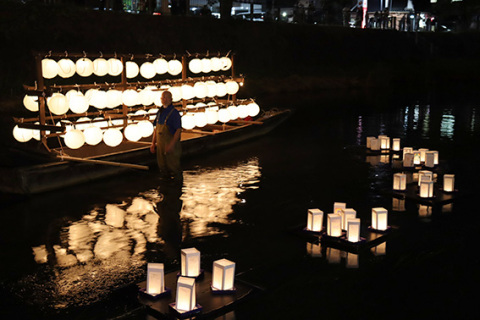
(347, 218, 361, 242)
(419, 180, 434, 198)
(168, 59, 182, 76)
(138, 120, 154, 137)
(153, 58, 168, 74)
(189, 58, 202, 74)
(366, 136, 375, 149)
(370, 138, 380, 151)
(153, 90, 165, 106)
(193, 82, 208, 99)
(393, 173, 407, 191)
(205, 81, 217, 98)
(392, 138, 401, 151)
(371, 207, 388, 231)
(333, 202, 346, 215)
(418, 170, 433, 186)
(107, 58, 123, 76)
(64, 129, 85, 149)
(413, 151, 422, 165)
(124, 124, 142, 142)
(23, 95, 39, 112)
(432, 150, 439, 165)
(327, 213, 342, 237)
(13, 125, 33, 142)
(76, 58, 94, 77)
(68, 91, 89, 114)
(122, 89, 140, 107)
(57, 58, 76, 78)
(146, 263, 165, 295)
(103, 128, 123, 147)
(169, 87, 182, 102)
(227, 105, 238, 120)
(220, 57, 232, 71)
(47, 93, 69, 115)
(181, 84, 195, 100)
(205, 107, 218, 124)
(42, 58, 58, 79)
(93, 58, 109, 76)
(425, 151, 434, 167)
(194, 112, 207, 128)
(225, 81, 239, 95)
(237, 104, 249, 119)
(403, 147, 413, 160)
(341, 208, 357, 230)
(106, 89, 123, 108)
(306, 209, 323, 232)
(83, 125, 103, 145)
(379, 135, 390, 150)
(443, 174, 455, 192)
(174, 276, 197, 312)
(216, 82, 227, 97)
(201, 58, 212, 73)
(90, 90, 108, 109)
(140, 62, 156, 79)
(403, 153, 414, 167)
(181, 248, 201, 277)
(126, 61, 139, 78)
(139, 87, 156, 106)
(419, 148, 429, 162)
(75, 117, 92, 131)
(212, 259, 235, 291)
(247, 102, 260, 117)
(218, 108, 230, 123)
(210, 57, 222, 72)
(182, 113, 195, 130)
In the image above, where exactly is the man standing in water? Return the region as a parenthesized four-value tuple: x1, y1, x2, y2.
(150, 90, 182, 180)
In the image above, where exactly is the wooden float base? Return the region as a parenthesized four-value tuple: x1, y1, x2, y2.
(137, 270, 258, 319)
(387, 185, 462, 206)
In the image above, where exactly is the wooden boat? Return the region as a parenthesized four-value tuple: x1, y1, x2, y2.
(0, 108, 291, 194)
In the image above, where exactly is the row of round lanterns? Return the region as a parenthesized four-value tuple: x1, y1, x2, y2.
(188, 57, 232, 74)
(24, 80, 240, 115)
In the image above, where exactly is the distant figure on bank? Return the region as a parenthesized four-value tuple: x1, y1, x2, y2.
(150, 91, 182, 180)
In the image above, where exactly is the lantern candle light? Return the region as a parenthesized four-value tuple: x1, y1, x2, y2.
(146, 263, 168, 296)
(341, 208, 356, 230)
(379, 135, 390, 150)
(419, 148, 429, 163)
(181, 248, 201, 278)
(413, 151, 422, 165)
(392, 138, 401, 151)
(170, 276, 201, 314)
(327, 214, 342, 237)
(347, 219, 361, 243)
(333, 202, 346, 215)
(403, 147, 413, 160)
(211, 259, 236, 292)
(306, 209, 323, 233)
(371, 207, 388, 231)
(443, 174, 455, 192)
(393, 173, 407, 191)
(425, 151, 436, 168)
(419, 180, 434, 198)
(403, 153, 414, 167)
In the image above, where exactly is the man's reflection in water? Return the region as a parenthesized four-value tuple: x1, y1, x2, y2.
(155, 176, 183, 264)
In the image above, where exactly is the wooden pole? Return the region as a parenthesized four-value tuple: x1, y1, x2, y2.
(57, 155, 149, 170)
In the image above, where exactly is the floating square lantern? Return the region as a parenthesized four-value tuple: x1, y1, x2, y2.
(403, 147, 413, 160)
(419, 148, 429, 162)
(347, 218, 361, 243)
(419, 180, 434, 198)
(425, 151, 435, 168)
(170, 276, 201, 314)
(418, 170, 433, 186)
(146, 263, 166, 296)
(392, 138, 401, 151)
(366, 136, 375, 149)
(370, 138, 380, 151)
(432, 150, 439, 165)
(181, 248, 201, 278)
(333, 202, 346, 215)
(341, 208, 357, 230)
(443, 174, 455, 192)
(371, 207, 388, 231)
(379, 135, 390, 150)
(413, 151, 422, 165)
(393, 173, 407, 191)
(403, 153, 414, 167)
(212, 259, 235, 292)
(327, 214, 342, 237)
(306, 209, 323, 232)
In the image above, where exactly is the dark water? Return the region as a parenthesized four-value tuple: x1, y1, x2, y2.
(1, 90, 480, 319)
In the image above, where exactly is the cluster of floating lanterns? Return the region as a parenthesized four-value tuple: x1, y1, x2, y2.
(41, 55, 232, 79)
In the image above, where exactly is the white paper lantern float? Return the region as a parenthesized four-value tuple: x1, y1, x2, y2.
(139, 87, 156, 106)
(23, 95, 39, 112)
(181, 84, 195, 100)
(212, 259, 236, 292)
(107, 58, 123, 76)
(106, 89, 123, 108)
(189, 58, 202, 74)
(42, 58, 58, 79)
(103, 128, 123, 147)
(57, 58, 76, 78)
(140, 62, 156, 79)
(218, 108, 230, 123)
(83, 125, 103, 145)
(247, 102, 260, 117)
(47, 93, 69, 115)
(168, 59, 182, 76)
(137, 120, 154, 138)
(371, 207, 388, 231)
(193, 82, 208, 99)
(154, 58, 169, 74)
(205, 107, 219, 124)
(225, 81, 240, 95)
(205, 81, 217, 98)
(181, 248, 201, 277)
(122, 89, 140, 107)
(182, 113, 196, 130)
(13, 125, 33, 143)
(124, 124, 142, 142)
(64, 129, 85, 149)
(90, 90, 108, 109)
(68, 91, 89, 114)
(306, 209, 323, 232)
(194, 112, 207, 128)
(146, 263, 166, 296)
(93, 58, 109, 76)
(216, 82, 227, 97)
(126, 61, 140, 78)
(76, 58, 94, 77)
(201, 58, 212, 73)
(237, 104, 249, 119)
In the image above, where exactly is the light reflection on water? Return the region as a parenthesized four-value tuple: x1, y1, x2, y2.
(440, 109, 455, 140)
(22, 158, 261, 310)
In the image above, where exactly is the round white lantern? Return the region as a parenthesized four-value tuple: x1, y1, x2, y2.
(106, 89, 123, 108)
(227, 105, 238, 120)
(83, 125, 103, 145)
(210, 57, 222, 72)
(226, 81, 240, 95)
(205, 81, 217, 98)
(201, 58, 212, 73)
(76, 58, 94, 77)
(75, 117, 92, 131)
(64, 129, 85, 149)
(140, 62, 156, 79)
(189, 58, 202, 74)
(137, 120, 154, 138)
(65, 89, 78, 101)
(194, 112, 207, 128)
(57, 120, 73, 136)
(124, 124, 142, 142)
(169, 87, 182, 102)
(237, 104, 249, 119)
(57, 58, 76, 78)
(181, 113, 195, 130)
(85, 88, 98, 104)
(218, 109, 230, 123)
(193, 82, 208, 99)
(216, 82, 227, 97)
(103, 128, 123, 147)
(139, 87, 156, 106)
(122, 89, 140, 107)
(23, 95, 39, 112)
(126, 61, 140, 78)
(153, 90, 164, 107)
(93, 58, 109, 76)
(168, 59, 182, 76)
(181, 84, 195, 100)
(247, 102, 260, 117)
(108, 58, 123, 76)
(205, 107, 219, 124)
(220, 57, 232, 71)
(47, 93, 69, 115)
(90, 90, 108, 109)
(42, 58, 58, 79)
(153, 58, 168, 74)
(13, 125, 33, 143)
(69, 91, 89, 114)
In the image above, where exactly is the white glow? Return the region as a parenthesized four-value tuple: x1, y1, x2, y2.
(57, 58, 76, 78)
(47, 93, 69, 115)
(306, 209, 323, 232)
(126, 61, 139, 78)
(93, 58, 109, 76)
(182, 113, 196, 130)
(212, 259, 235, 291)
(64, 129, 85, 149)
(189, 58, 202, 74)
(140, 62, 156, 79)
(122, 89, 140, 107)
(23, 95, 39, 112)
(76, 58, 94, 77)
(13, 125, 33, 142)
(42, 58, 58, 79)
(103, 128, 123, 147)
(153, 58, 168, 74)
(107, 58, 123, 76)
(168, 59, 182, 76)
(83, 125, 103, 145)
